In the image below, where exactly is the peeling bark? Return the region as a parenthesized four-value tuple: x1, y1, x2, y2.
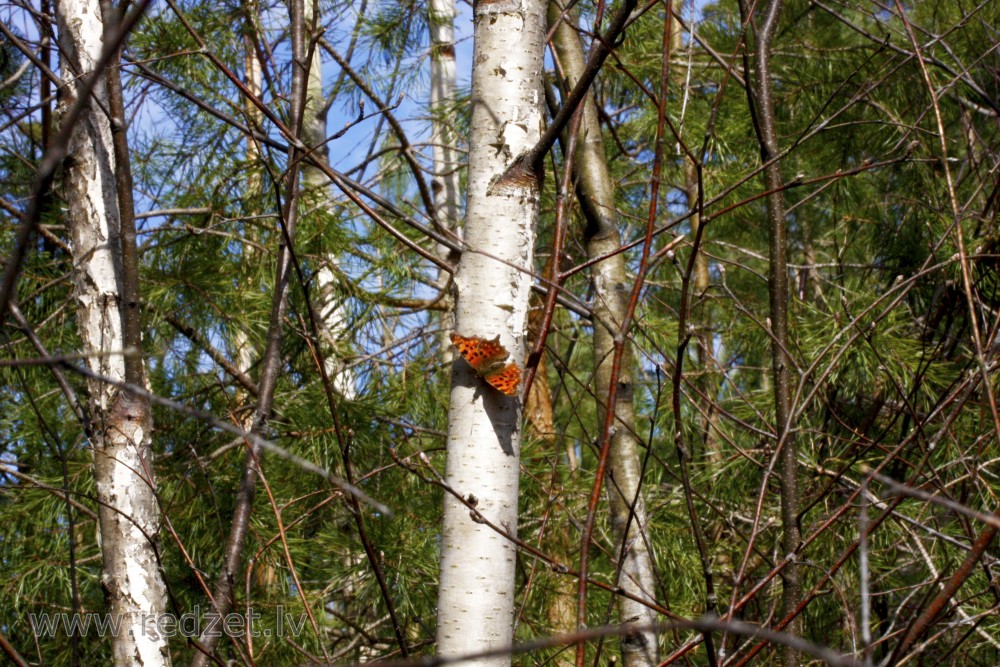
(56, 0, 171, 664)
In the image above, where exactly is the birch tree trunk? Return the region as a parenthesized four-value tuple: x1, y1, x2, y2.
(547, 4, 659, 665)
(233, 0, 263, 391)
(428, 0, 461, 237)
(428, 0, 462, 356)
(301, 0, 356, 398)
(435, 0, 546, 662)
(56, 1, 171, 664)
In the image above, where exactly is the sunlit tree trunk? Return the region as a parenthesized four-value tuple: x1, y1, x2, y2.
(234, 0, 263, 407)
(428, 0, 462, 348)
(56, 0, 171, 664)
(302, 0, 356, 398)
(428, 0, 461, 234)
(435, 0, 546, 662)
(547, 3, 660, 665)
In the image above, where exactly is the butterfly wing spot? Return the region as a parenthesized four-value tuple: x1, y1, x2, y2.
(484, 363, 521, 396)
(450, 333, 508, 372)
(450, 332, 521, 396)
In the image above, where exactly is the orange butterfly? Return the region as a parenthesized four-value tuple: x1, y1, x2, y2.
(449, 332, 522, 396)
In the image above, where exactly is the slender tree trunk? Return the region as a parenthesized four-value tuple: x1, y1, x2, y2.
(525, 267, 570, 659)
(435, 0, 546, 662)
(548, 3, 659, 665)
(228, 0, 264, 418)
(749, 1, 801, 665)
(428, 0, 461, 238)
(683, 159, 720, 462)
(56, 1, 171, 664)
(668, 10, 718, 467)
(302, 4, 409, 659)
(233, 0, 263, 391)
(428, 0, 462, 364)
(190, 0, 309, 663)
(301, 0, 326, 195)
(301, 0, 356, 398)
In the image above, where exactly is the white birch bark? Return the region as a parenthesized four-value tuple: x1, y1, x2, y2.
(435, 0, 546, 663)
(302, 0, 356, 399)
(428, 0, 460, 233)
(429, 0, 462, 357)
(301, 0, 328, 197)
(233, 0, 261, 412)
(56, 1, 171, 664)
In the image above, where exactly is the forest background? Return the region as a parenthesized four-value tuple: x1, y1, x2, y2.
(1, 0, 999, 665)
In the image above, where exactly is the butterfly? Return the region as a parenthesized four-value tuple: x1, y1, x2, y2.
(449, 332, 522, 396)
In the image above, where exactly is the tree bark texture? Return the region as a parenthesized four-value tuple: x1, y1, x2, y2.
(300, 0, 357, 399)
(429, 0, 463, 360)
(547, 3, 660, 665)
(435, 0, 546, 662)
(56, 0, 172, 664)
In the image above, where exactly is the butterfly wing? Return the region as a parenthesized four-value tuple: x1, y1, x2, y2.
(450, 333, 509, 373)
(484, 362, 521, 396)
(450, 332, 522, 396)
